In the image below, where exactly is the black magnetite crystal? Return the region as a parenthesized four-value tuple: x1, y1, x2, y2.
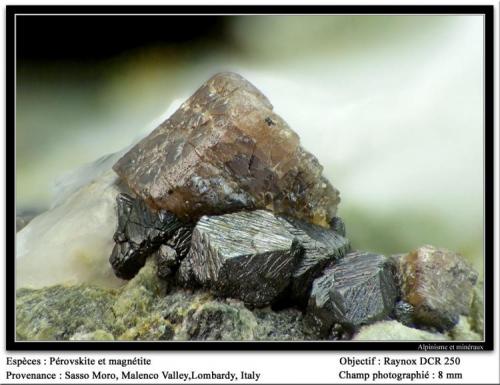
(186, 210, 303, 307)
(329, 216, 346, 237)
(164, 226, 193, 260)
(278, 216, 350, 306)
(175, 257, 198, 288)
(307, 251, 397, 334)
(393, 300, 415, 327)
(154, 245, 178, 279)
(110, 193, 193, 279)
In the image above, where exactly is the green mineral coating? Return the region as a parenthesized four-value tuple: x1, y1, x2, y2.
(111, 259, 168, 336)
(468, 282, 484, 337)
(16, 285, 116, 341)
(353, 321, 449, 341)
(156, 290, 317, 341)
(16, 259, 171, 341)
(175, 301, 257, 341)
(16, 259, 318, 341)
(252, 307, 317, 341)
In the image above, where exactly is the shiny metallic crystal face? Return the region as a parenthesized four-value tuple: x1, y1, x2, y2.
(307, 251, 398, 334)
(186, 210, 303, 307)
(277, 215, 350, 306)
(113, 72, 340, 227)
(109, 193, 193, 280)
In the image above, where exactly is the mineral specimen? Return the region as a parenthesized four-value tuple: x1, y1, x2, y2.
(110, 193, 193, 279)
(328, 216, 346, 237)
(307, 251, 398, 335)
(176, 301, 257, 341)
(393, 300, 416, 327)
(16, 285, 116, 340)
(17, 236, 482, 342)
(164, 225, 193, 260)
(17, 258, 326, 341)
(186, 210, 303, 307)
(278, 215, 350, 305)
(397, 245, 478, 330)
(175, 257, 198, 288)
(154, 245, 178, 279)
(113, 72, 340, 227)
(469, 282, 484, 337)
(252, 307, 317, 341)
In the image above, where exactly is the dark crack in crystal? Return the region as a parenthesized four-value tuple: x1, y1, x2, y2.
(109, 193, 193, 279)
(329, 216, 346, 237)
(278, 215, 350, 306)
(164, 226, 193, 260)
(154, 245, 178, 279)
(307, 251, 398, 335)
(185, 210, 303, 307)
(113, 72, 340, 227)
(393, 300, 416, 327)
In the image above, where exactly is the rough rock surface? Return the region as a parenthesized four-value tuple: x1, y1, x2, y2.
(469, 282, 484, 337)
(113, 72, 340, 227)
(397, 245, 478, 330)
(16, 260, 172, 341)
(16, 260, 318, 341)
(16, 252, 482, 342)
(175, 257, 198, 288)
(186, 210, 303, 307)
(448, 316, 482, 341)
(307, 251, 398, 335)
(110, 193, 193, 279)
(174, 300, 257, 341)
(278, 215, 350, 305)
(16, 285, 116, 341)
(392, 300, 415, 327)
(328, 216, 346, 237)
(354, 320, 449, 341)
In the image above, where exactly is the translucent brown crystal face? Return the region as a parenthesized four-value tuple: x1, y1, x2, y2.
(398, 245, 478, 330)
(113, 72, 340, 227)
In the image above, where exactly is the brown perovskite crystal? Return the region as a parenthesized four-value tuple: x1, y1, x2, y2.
(113, 72, 340, 227)
(397, 245, 478, 330)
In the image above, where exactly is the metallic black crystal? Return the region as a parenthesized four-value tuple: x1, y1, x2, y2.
(109, 193, 193, 279)
(186, 210, 303, 307)
(329, 216, 346, 237)
(154, 245, 178, 279)
(278, 216, 350, 306)
(307, 251, 398, 335)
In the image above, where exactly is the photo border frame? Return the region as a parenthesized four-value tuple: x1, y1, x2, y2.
(5, 4, 495, 351)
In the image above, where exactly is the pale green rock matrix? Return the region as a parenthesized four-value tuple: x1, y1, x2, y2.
(469, 281, 484, 337)
(16, 259, 484, 341)
(16, 285, 116, 341)
(16, 259, 317, 341)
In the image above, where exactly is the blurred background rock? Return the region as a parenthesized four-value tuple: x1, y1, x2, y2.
(16, 15, 484, 276)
